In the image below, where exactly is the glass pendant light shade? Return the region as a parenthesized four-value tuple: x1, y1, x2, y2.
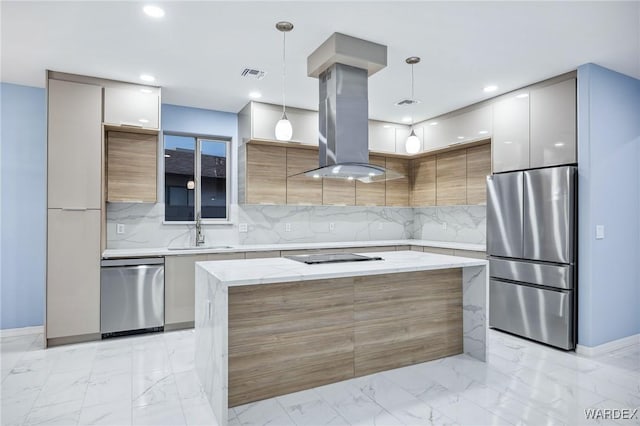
(275, 112, 293, 141)
(405, 129, 421, 154)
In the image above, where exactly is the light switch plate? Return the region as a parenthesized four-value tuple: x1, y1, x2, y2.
(238, 223, 248, 233)
(285, 223, 291, 232)
(329, 222, 335, 231)
(596, 225, 605, 240)
(116, 223, 125, 234)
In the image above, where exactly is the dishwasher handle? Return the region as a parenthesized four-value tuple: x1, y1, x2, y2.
(101, 257, 164, 267)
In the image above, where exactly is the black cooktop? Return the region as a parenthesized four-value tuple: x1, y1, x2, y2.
(285, 253, 383, 265)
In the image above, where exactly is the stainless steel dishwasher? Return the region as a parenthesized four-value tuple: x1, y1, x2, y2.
(100, 257, 164, 338)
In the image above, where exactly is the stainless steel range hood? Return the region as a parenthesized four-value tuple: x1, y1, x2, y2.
(299, 33, 403, 183)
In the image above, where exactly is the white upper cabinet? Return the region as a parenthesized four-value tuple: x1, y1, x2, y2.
(492, 91, 530, 173)
(529, 78, 576, 168)
(250, 102, 318, 145)
(48, 79, 102, 209)
(419, 105, 492, 152)
(103, 85, 160, 130)
(368, 120, 397, 153)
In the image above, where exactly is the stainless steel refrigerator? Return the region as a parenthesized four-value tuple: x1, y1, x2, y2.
(487, 165, 577, 350)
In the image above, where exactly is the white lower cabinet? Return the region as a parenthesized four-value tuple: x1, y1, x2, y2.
(46, 209, 101, 340)
(165, 253, 245, 326)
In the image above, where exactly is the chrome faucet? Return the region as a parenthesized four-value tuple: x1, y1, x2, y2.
(195, 213, 205, 247)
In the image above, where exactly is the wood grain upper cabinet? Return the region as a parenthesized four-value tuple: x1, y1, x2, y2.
(323, 179, 355, 206)
(492, 92, 530, 173)
(385, 158, 409, 206)
(286, 147, 322, 205)
(103, 86, 160, 130)
(466, 144, 491, 205)
(530, 78, 576, 168)
(436, 150, 467, 205)
(106, 131, 157, 203)
(47, 209, 101, 339)
(48, 79, 102, 209)
(410, 155, 436, 206)
(246, 144, 286, 204)
(356, 155, 386, 206)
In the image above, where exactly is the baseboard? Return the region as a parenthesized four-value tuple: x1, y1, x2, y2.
(576, 334, 640, 357)
(0, 325, 44, 338)
(164, 321, 195, 331)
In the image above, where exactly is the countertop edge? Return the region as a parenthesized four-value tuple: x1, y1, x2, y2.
(103, 239, 486, 258)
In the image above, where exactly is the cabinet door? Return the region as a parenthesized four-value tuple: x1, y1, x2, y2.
(166, 253, 244, 326)
(356, 155, 386, 206)
(394, 126, 416, 154)
(106, 131, 157, 202)
(47, 209, 100, 339)
(48, 79, 102, 209)
(251, 103, 318, 145)
(323, 179, 355, 206)
(103, 86, 160, 129)
(246, 144, 286, 204)
(492, 92, 530, 172)
(385, 158, 409, 206)
(530, 79, 576, 168)
(436, 150, 467, 205)
(286, 147, 322, 205)
(410, 155, 436, 206)
(368, 121, 396, 153)
(447, 106, 492, 145)
(466, 144, 491, 205)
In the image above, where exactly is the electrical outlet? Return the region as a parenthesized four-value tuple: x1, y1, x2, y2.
(238, 223, 248, 233)
(329, 222, 335, 231)
(285, 223, 291, 232)
(442, 222, 447, 231)
(596, 225, 605, 240)
(116, 223, 125, 234)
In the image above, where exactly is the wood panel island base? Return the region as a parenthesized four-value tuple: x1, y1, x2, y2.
(195, 251, 487, 426)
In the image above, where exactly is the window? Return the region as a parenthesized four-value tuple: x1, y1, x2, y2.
(164, 133, 230, 222)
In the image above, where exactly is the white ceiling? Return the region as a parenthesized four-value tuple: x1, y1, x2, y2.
(2, 1, 639, 123)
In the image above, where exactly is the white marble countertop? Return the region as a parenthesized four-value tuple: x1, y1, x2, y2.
(102, 239, 486, 258)
(196, 250, 487, 287)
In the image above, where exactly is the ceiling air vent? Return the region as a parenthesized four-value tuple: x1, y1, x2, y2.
(241, 68, 266, 80)
(394, 98, 421, 106)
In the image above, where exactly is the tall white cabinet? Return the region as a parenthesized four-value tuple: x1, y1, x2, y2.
(47, 78, 102, 343)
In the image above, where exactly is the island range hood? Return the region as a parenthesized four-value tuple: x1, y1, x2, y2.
(298, 33, 403, 183)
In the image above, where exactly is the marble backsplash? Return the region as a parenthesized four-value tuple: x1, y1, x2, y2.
(106, 203, 485, 249)
(413, 205, 487, 245)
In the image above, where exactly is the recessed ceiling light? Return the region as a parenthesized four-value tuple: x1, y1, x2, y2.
(516, 93, 529, 99)
(429, 122, 438, 126)
(554, 142, 565, 147)
(140, 88, 153, 94)
(483, 85, 498, 93)
(401, 116, 412, 123)
(249, 91, 262, 99)
(143, 5, 165, 18)
(140, 74, 155, 82)
(478, 130, 489, 135)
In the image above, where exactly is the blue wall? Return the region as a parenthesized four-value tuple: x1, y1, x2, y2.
(577, 64, 640, 347)
(0, 83, 47, 329)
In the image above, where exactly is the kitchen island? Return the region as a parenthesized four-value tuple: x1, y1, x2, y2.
(195, 250, 487, 425)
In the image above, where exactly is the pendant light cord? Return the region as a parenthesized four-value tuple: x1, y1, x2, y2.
(410, 62, 415, 127)
(282, 31, 287, 116)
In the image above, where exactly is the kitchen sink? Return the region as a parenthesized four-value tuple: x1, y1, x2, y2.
(167, 245, 233, 251)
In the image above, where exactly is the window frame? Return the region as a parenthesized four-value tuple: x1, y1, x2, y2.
(162, 131, 232, 224)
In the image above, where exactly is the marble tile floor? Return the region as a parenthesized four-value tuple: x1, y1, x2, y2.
(1, 329, 638, 426)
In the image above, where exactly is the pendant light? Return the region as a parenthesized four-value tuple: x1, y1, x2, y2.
(405, 56, 421, 154)
(275, 21, 294, 141)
